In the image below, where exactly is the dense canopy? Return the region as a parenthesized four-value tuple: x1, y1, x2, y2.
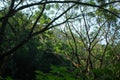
(0, 0, 120, 80)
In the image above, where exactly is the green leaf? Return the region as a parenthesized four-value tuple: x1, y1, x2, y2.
(46, 5, 51, 10)
(5, 76, 13, 80)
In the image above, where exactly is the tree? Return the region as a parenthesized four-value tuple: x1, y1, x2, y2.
(0, 0, 120, 79)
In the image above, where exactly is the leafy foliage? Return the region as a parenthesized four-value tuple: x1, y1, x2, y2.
(0, 0, 120, 80)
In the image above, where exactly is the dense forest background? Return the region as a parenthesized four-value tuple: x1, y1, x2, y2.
(0, 0, 120, 80)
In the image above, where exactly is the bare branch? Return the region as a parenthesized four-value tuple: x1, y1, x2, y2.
(28, 3, 46, 37)
(32, 4, 76, 37)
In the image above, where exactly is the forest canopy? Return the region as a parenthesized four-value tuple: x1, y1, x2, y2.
(0, 0, 120, 80)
